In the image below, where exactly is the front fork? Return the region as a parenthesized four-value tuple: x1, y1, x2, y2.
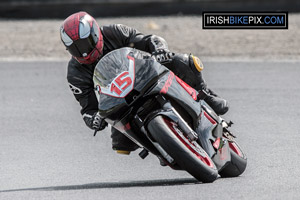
(146, 95, 199, 142)
(197, 102, 232, 171)
(141, 95, 232, 171)
(139, 95, 201, 165)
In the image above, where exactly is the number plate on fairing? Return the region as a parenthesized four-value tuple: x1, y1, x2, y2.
(100, 55, 135, 98)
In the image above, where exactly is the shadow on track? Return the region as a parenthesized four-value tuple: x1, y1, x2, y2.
(0, 178, 200, 193)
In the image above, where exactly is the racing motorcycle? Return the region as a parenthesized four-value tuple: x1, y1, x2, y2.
(93, 47, 247, 183)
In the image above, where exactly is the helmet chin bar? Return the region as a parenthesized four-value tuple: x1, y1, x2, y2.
(75, 45, 103, 65)
(94, 48, 103, 63)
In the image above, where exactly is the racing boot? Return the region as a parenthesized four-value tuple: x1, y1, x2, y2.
(198, 88, 229, 115)
(111, 127, 139, 155)
(188, 55, 229, 115)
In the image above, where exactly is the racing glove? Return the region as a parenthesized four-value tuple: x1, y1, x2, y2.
(151, 49, 175, 64)
(83, 112, 108, 131)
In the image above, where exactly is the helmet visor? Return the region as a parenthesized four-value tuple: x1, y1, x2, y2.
(67, 34, 97, 58)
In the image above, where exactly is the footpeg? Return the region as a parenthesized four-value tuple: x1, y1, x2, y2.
(139, 148, 149, 159)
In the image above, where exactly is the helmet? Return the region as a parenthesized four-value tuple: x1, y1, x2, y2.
(60, 11, 103, 65)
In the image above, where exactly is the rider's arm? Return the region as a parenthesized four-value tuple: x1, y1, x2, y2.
(101, 24, 169, 53)
(67, 58, 99, 129)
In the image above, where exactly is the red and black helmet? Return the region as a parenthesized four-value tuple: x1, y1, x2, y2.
(60, 11, 103, 65)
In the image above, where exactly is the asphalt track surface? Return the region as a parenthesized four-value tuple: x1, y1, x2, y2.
(1, 60, 300, 199)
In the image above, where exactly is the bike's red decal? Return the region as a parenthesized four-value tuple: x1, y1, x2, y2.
(213, 137, 221, 149)
(127, 55, 135, 63)
(124, 122, 131, 131)
(219, 147, 229, 160)
(160, 71, 174, 94)
(203, 111, 217, 125)
(110, 82, 122, 95)
(114, 71, 132, 90)
(229, 142, 243, 157)
(111, 71, 133, 95)
(175, 76, 197, 100)
(115, 122, 131, 133)
(101, 55, 135, 98)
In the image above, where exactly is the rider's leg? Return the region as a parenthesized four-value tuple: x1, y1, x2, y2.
(111, 127, 139, 154)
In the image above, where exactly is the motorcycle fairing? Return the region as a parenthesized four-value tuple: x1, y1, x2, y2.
(94, 48, 200, 123)
(175, 76, 197, 101)
(94, 48, 167, 120)
(99, 55, 135, 98)
(147, 71, 202, 128)
(197, 101, 231, 170)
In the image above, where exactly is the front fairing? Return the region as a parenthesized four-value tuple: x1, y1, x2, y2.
(93, 47, 167, 121)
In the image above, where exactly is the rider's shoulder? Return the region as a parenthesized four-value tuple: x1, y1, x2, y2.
(102, 24, 133, 36)
(67, 57, 87, 80)
(67, 57, 80, 70)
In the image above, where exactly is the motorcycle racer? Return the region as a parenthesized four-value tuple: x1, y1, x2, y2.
(60, 11, 229, 154)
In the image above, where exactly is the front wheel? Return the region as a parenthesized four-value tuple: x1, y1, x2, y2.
(147, 115, 218, 183)
(219, 140, 247, 177)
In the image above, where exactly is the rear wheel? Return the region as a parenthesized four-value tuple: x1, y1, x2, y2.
(219, 141, 247, 177)
(147, 115, 218, 183)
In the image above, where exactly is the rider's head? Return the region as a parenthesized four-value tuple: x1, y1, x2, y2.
(60, 11, 103, 65)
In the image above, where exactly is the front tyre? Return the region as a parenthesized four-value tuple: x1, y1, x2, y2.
(147, 116, 218, 183)
(219, 141, 247, 177)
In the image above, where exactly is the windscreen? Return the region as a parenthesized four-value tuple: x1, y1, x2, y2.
(93, 48, 135, 98)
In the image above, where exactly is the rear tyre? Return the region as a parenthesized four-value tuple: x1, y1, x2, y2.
(219, 141, 247, 177)
(147, 115, 218, 183)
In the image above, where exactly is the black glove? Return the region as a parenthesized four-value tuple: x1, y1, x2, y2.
(83, 112, 108, 131)
(151, 49, 175, 64)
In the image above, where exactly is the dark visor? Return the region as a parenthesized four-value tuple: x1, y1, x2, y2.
(67, 33, 98, 58)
